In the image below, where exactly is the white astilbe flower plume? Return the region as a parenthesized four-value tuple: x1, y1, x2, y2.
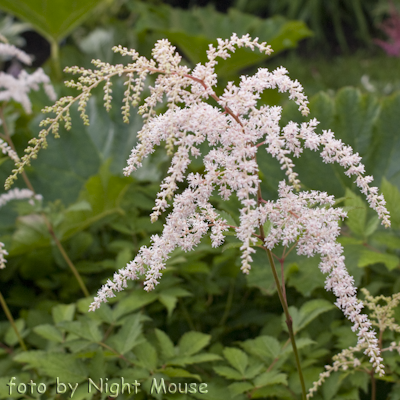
(0, 242, 8, 269)
(17, 34, 388, 374)
(0, 43, 56, 113)
(0, 187, 42, 208)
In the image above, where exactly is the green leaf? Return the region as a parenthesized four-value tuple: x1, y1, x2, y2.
(14, 351, 88, 382)
(78, 298, 114, 324)
(253, 370, 288, 388)
(344, 188, 367, 237)
(368, 92, 400, 189)
(159, 367, 201, 381)
(158, 294, 178, 318)
(245, 249, 277, 296)
(66, 200, 92, 213)
(358, 250, 399, 271)
(134, 341, 158, 372)
(228, 382, 254, 396)
(4, 319, 27, 347)
(0, 0, 109, 43)
(381, 177, 400, 229)
(223, 347, 248, 375)
(10, 214, 50, 256)
(132, 3, 311, 76)
(87, 349, 106, 383)
(33, 324, 64, 343)
(372, 232, 400, 250)
(58, 319, 102, 343)
(213, 365, 243, 380)
(243, 362, 265, 380)
(155, 329, 176, 360)
(113, 291, 158, 320)
(168, 353, 222, 366)
(295, 299, 335, 333)
(241, 335, 281, 360)
(286, 257, 326, 296)
(178, 332, 211, 356)
(109, 313, 142, 355)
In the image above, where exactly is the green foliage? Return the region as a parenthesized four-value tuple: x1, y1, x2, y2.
(129, 2, 311, 79)
(0, 0, 109, 44)
(1, 5, 400, 399)
(234, 0, 383, 52)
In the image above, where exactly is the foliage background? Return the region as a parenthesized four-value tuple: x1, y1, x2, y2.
(0, 1, 400, 399)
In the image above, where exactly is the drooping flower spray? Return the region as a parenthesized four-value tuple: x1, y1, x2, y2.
(6, 34, 390, 398)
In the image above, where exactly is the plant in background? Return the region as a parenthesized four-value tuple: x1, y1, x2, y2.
(374, 1, 400, 57)
(307, 288, 400, 399)
(4, 33, 392, 399)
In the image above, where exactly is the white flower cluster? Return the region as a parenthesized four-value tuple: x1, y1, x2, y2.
(0, 42, 32, 65)
(56, 34, 388, 373)
(0, 43, 56, 113)
(0, 187, 42, 208)
(0, 138, 19, 163)
(0, 241, 8, 269)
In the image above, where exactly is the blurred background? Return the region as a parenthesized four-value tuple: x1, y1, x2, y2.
(0, 1, 400, 399)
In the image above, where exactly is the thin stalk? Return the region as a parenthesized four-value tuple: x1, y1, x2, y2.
(257, 186, 306, 400)
(0, 291, 27, 350)
(263, 247, 306, 400)
(0, 107, 89, 297)
(370, 370, 376, 400)
(50, 39, 62, 81)
(42, 217, 89, 297)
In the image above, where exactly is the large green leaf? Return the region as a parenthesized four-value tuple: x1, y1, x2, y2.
(368, 92, 400, 188)
(108, 313, 143, 355)
(178, 331, 211, 356)
(0, 0, 109, 43)
(131, 2, 312, 77)
(14, 351, 88, 382)
(223, 347, 248, 375)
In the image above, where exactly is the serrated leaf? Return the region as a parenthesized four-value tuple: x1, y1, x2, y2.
(253, 370, 288, 388)
(286, 257, 326, 296)
(281, 338, 315, 355)
(358, 250, 399, 271)
(213, 365, 243, 380)
(243, 362, 265, 380)
(113, 291, 158, 320)
(223, 347, 248, 375)
(228, 382, 254, 396)
(58, 319, 102, 343)
(109, 313, 142, 355)
(241, 335, 281, 360)
(372, 232, 400, 250)
(14, 351, 87, 382)
(159, 367, 201, 381)
(295, 299, 335, 333)
(168, 353, 222, 366)
(368, 93, 400, 189)
(52, 303, 76, 324)
(217, 210, 238, 227)
(178, 331, 211, 356)
(33, 324, 64, 343)
(155, 329, 176, 360)
(134, 340, 158, 371)
(381, 177, 400, 228)
(345, 188, 367, 237)
(78, 298, 114, 324)
(4, 319, 27, 347)
(66, 200, 92, 213)
(88, 349, 106, 383)
(0, 0, 108, 43)
(158, 294, 178, 318)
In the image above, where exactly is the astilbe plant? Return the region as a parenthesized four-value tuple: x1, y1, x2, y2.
(5, 34, 391, 398)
